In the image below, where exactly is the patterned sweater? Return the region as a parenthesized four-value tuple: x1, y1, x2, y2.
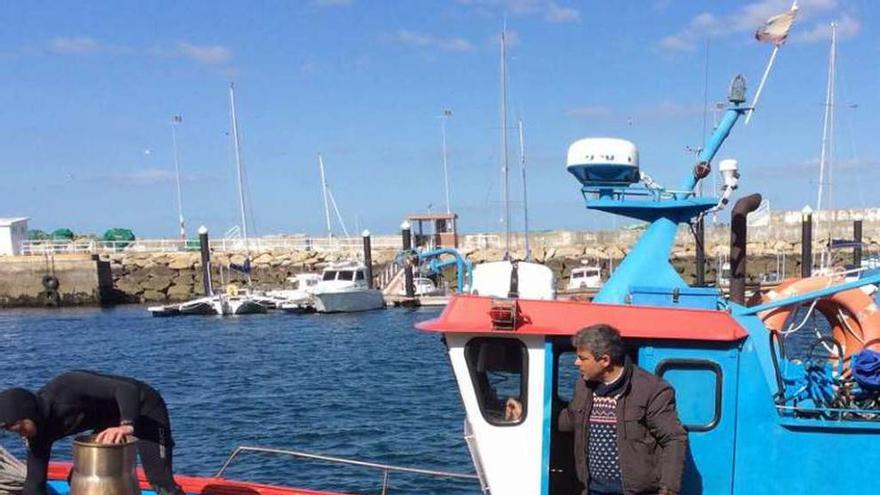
(587, 373, 625, 494)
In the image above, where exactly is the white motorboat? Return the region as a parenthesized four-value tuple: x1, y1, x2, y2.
(566, 263, 602, 290)
(396, 276, 444, 296)
(312, 261, 385, 313)
(265, 273, 321, 307)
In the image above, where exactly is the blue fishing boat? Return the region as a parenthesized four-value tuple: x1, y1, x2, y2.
(416, 74, 880, 494)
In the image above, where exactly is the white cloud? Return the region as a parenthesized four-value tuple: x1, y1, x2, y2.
(393, 30, 475, 52)
(457, 0, 580, 24)
(48, 37, 102, 55)
(545, 2, 580, 23)
(657, 0, 851, 52)
(796, 12, 861, 42)
(312, 0, 352, 6)
(175, 42, 232, 65)
(102, 169, 176, 186)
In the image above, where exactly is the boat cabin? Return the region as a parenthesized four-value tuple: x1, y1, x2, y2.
(321, 263, 368, 284)
(288, 273, 321, 291)
(567, 265, 602, 290)
(418, 287, 880, 494)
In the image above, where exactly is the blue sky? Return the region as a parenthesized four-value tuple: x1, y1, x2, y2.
(0, 0, 876, 238)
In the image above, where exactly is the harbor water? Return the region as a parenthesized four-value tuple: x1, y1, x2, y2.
(0, 306, 477, 494)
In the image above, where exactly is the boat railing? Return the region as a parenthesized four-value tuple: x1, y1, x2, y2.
(214, 445, 481, 494)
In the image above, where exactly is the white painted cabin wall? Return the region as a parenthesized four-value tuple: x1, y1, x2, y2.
(447, 334, 547, 495)
(0, 219, 28, 256)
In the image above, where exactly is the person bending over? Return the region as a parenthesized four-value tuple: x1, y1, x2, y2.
(0, 370, 185, 495)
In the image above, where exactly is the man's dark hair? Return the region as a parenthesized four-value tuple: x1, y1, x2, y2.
(0, 388, 38, 428)
(572, 324, 626, 365)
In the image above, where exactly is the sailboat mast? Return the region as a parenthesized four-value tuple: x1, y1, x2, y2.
(228, 82, 248, 244)
(170, 115, 186, 242)
(500, 28, 511, 255)
(518, 118, 530, 260)
(318, 154, 333, 241)
(816, 22, 836, 214)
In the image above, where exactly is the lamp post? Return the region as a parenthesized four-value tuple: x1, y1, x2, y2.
(439, 109, 453, 214)
(170, 115, 186, 243)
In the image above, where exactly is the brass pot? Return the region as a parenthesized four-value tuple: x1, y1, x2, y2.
(70, 435, 142, 495)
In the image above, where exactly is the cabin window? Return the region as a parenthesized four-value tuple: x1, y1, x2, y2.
(655, 359, 722, 432)
(355, 271, 365, 281)
(338, 271, 354, 281)
(322, 271, 337, 281)
(572, 272, 584, 279)
(465, 338, 528, 426)
(556, 350, 581, 403)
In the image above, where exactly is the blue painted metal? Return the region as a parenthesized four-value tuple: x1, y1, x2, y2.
(734, 271, 880, 315)
(629, 286, 721, 309)
(589, 105, 744, 305)
(593, 216, 690, 304)
(557, 89, 880, 493)
(637, 343, 740, 494)
(540, 340, 554, 495)
(679, 108, 744, 194)
(401, 247, 473, 292)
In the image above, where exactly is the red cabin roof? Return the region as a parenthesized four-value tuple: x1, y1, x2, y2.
(417, 295, 748, 342)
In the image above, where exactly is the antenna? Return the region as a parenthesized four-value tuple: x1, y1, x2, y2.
(318, 153, 332, 241)
(499, 27, 511, 256)
(439, 109, 453, 214)
(518, 118, 530, 260)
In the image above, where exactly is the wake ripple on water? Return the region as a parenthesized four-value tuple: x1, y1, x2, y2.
(0, 306, 478, 494)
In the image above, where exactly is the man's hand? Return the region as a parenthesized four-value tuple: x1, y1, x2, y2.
(504, 397, 523, 422)
(95, 425, 134, 444)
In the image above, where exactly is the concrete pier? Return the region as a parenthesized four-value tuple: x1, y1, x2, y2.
(0, 254, 114, 307)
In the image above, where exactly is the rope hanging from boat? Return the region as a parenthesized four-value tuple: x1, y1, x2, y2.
(0, 446, 26, 495)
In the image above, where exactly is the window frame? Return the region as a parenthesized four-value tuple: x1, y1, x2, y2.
(464, 337, 529, 427)
(655, 358, 722, 432)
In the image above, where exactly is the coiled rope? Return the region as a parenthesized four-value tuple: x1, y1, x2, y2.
(0, 446, 25, 495)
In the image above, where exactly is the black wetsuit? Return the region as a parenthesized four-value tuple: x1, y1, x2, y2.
(25, 370, 184, 495)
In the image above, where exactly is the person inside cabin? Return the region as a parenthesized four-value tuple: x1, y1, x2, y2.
(0, 370, 186, 495)
(559, 324, 687, 495)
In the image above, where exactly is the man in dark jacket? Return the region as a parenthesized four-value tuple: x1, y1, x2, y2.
(559, 325, 687, 495)
(0, 370, 185, 495)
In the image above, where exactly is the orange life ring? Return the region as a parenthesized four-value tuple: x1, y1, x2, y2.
(756, 275, 880, 363)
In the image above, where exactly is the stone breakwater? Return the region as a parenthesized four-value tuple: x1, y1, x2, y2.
(103, 236, 864, 303)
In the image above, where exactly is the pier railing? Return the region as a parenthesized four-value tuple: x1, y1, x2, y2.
(19, 236, 402, 256)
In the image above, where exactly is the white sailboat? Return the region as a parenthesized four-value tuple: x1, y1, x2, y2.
(310, 157, 384, 312)
(218, 82, 268, 315)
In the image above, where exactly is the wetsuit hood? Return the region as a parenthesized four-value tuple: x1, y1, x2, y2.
(0, 388, 39, 428)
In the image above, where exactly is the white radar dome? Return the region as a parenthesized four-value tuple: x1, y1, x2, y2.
(566, 138, 640, 187)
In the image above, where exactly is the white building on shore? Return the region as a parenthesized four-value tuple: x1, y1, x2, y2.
(0, 217, 29, 256)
